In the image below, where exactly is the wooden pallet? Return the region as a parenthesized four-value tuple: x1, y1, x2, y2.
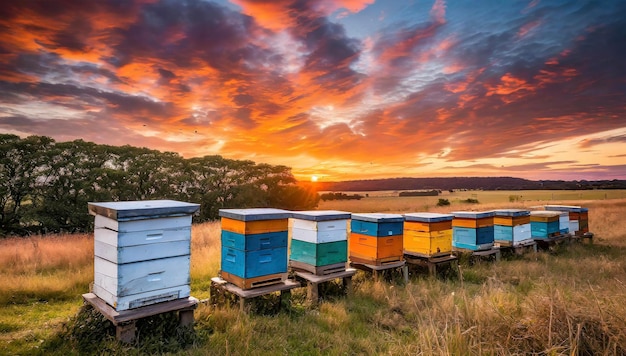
(404, 252, 460, 278)
(289, 260, 347, 276)
(209, 277, 300, 312)
(220, 271, 287, 290)
(349, 255, 403, 266)
(349, 260, 408, 283)
(82, 293, 198, 343)
(293, 269, 356, 306)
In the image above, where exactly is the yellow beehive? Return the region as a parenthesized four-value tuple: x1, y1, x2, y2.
(403, 229, 453, 256)
(403, 213, 454, 257)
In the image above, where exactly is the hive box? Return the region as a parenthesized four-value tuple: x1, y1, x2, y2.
(88, 200, 200, 311)
(219, 208, 291, 289)
(403, 213, 454, 256)
(349, 213, 404, 265)
(544, 205, 588, 235)
(492, 209, 532, 246)
(452, 211, 495, 251)
(290, 211, 350, 270)
(530, 211, 561, 238)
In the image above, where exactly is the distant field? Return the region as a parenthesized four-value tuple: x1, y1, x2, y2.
(318, 189, 626, 213)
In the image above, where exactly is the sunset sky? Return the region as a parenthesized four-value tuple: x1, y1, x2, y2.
(1, 0, 625, 182)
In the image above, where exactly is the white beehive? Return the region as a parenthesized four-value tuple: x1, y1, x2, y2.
(88, 200, 199, 311)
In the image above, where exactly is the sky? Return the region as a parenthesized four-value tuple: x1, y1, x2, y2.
(1, 0, 625, 182)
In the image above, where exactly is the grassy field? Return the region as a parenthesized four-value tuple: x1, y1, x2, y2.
(1, 192, 625, 355)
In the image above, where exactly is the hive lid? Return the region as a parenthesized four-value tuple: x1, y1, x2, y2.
(290, 210, 351, 221)
(351, 213, 404, 223)
(218, 208, 292, 221)
(88, 200, 200, 221)
(452, 211, 495, 219)
(530, 210, 562, 217)
(492, 209, 530, 217)
(404, 212, 454, 222)
(544, 205, 587, 213)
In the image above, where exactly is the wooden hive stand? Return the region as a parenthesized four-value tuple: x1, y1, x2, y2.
(82, 293, 198, 344)
(452, 247, 501, 264)
(533, 233, 570, 251)
(570, 232, 594, 244)
(349, 259, 409, 283)
(403, 252, 460, 278)
(496, 240, 538, 257)
(293, 269, 356, 306)
(209, 277, 300, 312)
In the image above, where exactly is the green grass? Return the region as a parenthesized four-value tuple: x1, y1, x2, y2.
(1, 195, 626, 355)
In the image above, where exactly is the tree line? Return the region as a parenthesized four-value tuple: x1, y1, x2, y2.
(0, 134, 319, 236)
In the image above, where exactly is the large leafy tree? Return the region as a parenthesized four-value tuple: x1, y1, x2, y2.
(0, 136, 320, 235)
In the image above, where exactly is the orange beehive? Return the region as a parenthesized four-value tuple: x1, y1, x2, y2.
(349, 233, 403, 264)
(349, 213, 404, 265)
(452, 217, 494, 228)
(493, 215, 530, 226)
(221, 217, 288, 234)
(403, 220, 451, 232)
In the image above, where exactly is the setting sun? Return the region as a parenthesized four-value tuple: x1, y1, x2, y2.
(311, 175, 319, 182)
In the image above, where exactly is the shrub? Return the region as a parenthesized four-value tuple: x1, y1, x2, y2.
(437, 199, 450, 206)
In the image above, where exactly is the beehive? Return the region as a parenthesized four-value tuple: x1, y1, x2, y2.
(452, 211, 495, 251)
(544, 205, 588, 235)
(530, 211, 561, 238)
(492, 209, 532, 246)
(88, 200, 200, 311)
(349, 213, 404, 265)
(403, 213, 453, 257)
(290, 210, 350, 269)
(219, 208, 291, 289)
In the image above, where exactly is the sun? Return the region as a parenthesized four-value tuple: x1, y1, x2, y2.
(311, 175, 319, 182)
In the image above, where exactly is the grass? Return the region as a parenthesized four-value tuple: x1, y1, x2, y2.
(1, 193, 625, 354)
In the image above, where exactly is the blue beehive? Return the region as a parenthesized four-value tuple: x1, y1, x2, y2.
(452, 211, 495, 251)
(350, 213, 404, 237)
(219, 208, 291, 289)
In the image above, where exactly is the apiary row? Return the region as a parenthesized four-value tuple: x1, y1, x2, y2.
(86, 200, 590, 312)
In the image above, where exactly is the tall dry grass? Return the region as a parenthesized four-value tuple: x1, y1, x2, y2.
(2, 196, 625, 355)
(0, 234, 93, 304)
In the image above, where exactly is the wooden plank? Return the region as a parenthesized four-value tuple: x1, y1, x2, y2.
(210, 277, 300, 299)
(220, 271, 287, 290)
(294, 269, 357, 284)
(348, 254, 403, 266)
(350, 260, 406, 271)
(82, 293, 198, 325)
(289, 260, 347, 275)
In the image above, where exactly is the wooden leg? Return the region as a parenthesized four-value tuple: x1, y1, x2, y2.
(401, 265, 409, 283)
(307, 282, 319, 306)
(280, 290, 291, 310)
(428, 262, 436, 277)
(116, 321, 136, 343)
(343, 276, 353, 296)
(239, 297, 246, 312)
(179, 309, 195, 327)
(495, 250, 501, 262)
(373, 269, 379, 282)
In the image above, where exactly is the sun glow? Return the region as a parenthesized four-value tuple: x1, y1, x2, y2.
(311, 175, 319, 182)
